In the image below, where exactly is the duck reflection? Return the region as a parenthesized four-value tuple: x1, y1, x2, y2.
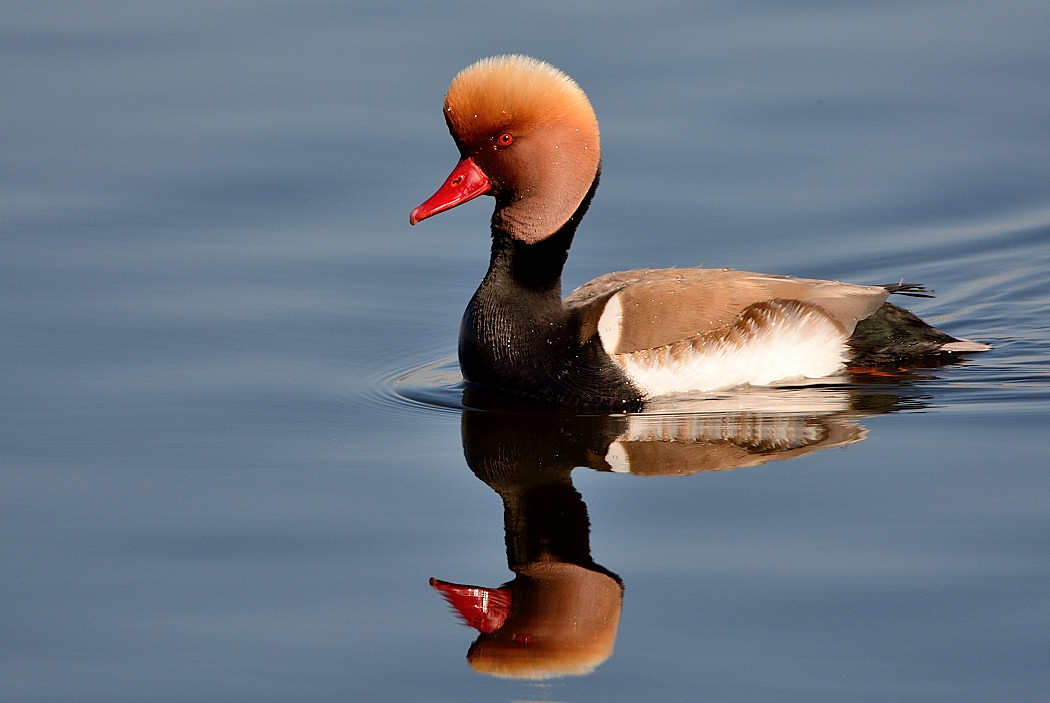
(431, 386, 909, 679)
(432, 410, 626, 680)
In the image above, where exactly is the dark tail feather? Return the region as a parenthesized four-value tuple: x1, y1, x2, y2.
(849, 302, 989, 365)
(880, 282, 935, 298)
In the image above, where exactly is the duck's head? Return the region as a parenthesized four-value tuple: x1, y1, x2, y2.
(409, 55, 601, 244)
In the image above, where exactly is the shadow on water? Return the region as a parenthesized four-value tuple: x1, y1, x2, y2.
(405, 377, 939, 680)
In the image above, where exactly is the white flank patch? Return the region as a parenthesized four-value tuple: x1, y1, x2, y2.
(614, 303, 849, 397)
(596, 293, 622, 352)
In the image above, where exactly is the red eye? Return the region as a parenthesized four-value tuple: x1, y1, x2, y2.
(497, 133, 514, 146)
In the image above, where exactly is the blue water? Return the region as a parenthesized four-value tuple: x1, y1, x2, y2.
(3, 2, 1049, 701)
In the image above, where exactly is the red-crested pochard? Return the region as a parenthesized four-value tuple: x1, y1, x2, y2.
(410, 55, 989, 410)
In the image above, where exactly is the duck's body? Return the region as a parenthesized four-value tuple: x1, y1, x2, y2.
(411, 55, 988, 410)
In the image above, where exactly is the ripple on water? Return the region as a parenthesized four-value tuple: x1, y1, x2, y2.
(373, 357, 467, 415)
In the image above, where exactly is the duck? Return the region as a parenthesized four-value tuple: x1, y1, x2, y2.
(409, 55, 989, 411)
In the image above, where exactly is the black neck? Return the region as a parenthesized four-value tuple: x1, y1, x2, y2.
(458, 170, 642, 410)
(486, 166, 600, 296)
(484, 225, 573, 299)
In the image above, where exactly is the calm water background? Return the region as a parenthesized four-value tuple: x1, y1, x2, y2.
(3, 2, 1049, 701)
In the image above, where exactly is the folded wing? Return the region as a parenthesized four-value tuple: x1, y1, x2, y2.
(566, 267, 890, 354)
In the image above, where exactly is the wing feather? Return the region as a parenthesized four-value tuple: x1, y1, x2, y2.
(565, 267, 889, 354)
